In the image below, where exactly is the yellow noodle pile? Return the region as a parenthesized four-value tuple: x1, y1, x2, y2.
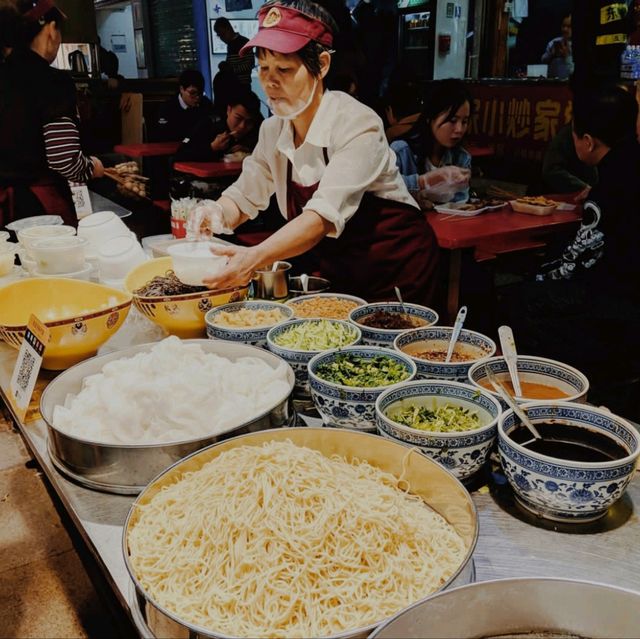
(127, 440, 467, 638)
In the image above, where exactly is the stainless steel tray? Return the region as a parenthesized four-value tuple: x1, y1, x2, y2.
(122, 427, 478, 639)
(40, 340, 295, 494)
(370, 577, 640, 638)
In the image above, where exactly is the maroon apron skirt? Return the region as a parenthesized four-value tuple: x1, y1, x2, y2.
(0, 175, 77, 228)
(286, 157, 439, 305)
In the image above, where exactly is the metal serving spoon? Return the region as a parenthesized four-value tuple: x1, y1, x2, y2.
(498, 325, 522, 397)
(394, 286, 408, 316)
(445, 306, 467, 363)
(485, 366, 541, 443)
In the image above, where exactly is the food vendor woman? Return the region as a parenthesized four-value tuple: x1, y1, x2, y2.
(0, 0, 104, 227)
(193, 0, 439, 303)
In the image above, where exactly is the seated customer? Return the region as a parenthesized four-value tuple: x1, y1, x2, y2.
(153, 69, 213, 142)
(175, 88, 262, 162)
(384, 81, 422, 143)
(391, 79, 471, 206)
(541, 123, 598, 196)
(500, 85, 640, 416)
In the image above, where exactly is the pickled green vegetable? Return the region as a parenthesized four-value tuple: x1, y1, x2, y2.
(387, 403, 481, 433)
(316, 354, 410, 387)
(273, 320, 358, 351)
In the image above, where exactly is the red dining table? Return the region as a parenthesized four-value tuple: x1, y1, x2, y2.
(427, 195, 582, 322)
(172, 160, 243, 179)
(113, 141, 181, 158)
(467, 144, 496, 158)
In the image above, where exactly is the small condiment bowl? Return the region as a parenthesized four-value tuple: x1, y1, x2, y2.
(394, 326, 496, 381)
(498, 401, 640, 522)
(205, 301, 294, 348)
(308, 346, 418, 431)
(469, 356, 589, 408)
(286, 292, 367, 320)
(376, 380, 502, 480)
(266, 319, 361, 396)
(349, 302, 439, 348)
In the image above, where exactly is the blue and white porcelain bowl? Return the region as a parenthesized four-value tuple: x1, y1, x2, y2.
(286, 292, 367, 320)
(348, 302, 439, 348)
(468, 356, 589, 408)
(266, 319, 361, 396)
(308, 346, 418, 431)
(376, 380, 502, 480)
(205, 301, 293, 348)
(394, 327, 496, 381)
(498, 402, 640, 523)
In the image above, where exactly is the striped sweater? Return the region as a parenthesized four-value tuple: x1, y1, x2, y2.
(42, 116, 94, 183)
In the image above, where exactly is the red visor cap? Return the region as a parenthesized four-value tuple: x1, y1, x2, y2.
(24, 0, 67, 21)
(239, 5, 333, 56)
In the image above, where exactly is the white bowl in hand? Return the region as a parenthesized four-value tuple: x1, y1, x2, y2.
(167, 241, 227, 286)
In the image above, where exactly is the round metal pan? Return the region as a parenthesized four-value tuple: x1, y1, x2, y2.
(369, 577, 640, 638)
(122, 427, 478, 639)
(40, 340, 295, 494)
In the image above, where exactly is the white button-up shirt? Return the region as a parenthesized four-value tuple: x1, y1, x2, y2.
(222, 90, 418, 238)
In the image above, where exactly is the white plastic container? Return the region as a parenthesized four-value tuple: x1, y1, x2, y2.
(97, 234, 146, 281)
(17, 224, 76, 256)
(30, 236, 88, 274)
(5, 215, 63, 233)
(0, 243, 16, 277)
(167, 241, 227, 286)
(78, 211, 130, 252)
(33, 262, 94, 281)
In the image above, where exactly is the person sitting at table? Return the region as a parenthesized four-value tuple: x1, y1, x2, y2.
(175, 88, 263, 163)
(383, 80, 422, 143)
(499, 85, 640, 416)
(391, 79, 471, 208)
(188, 0, 440, 305)
(153, 69, 213, 142)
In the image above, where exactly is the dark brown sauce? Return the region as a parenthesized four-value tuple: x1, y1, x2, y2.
(509, 422, 628, 463)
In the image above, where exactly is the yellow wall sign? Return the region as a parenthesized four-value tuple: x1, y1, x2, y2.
(600, 3, 628, 25)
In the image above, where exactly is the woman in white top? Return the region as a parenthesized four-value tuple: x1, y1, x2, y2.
(193, 0, 439, 303)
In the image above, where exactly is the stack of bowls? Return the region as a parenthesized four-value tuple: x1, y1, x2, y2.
(376, 380, 502, 480)
(16, 224, 76, 275)
(0, 237, 17, 278)
(78, 211, 144, 284)
(31, 236, 93, 281)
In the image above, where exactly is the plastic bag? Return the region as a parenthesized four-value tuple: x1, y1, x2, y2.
(420, 167, 470, 203)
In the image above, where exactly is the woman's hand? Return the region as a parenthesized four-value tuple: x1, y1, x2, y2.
(203, 243, 261, 290)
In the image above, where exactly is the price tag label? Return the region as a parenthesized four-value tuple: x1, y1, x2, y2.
(70, 184, 93, 219)
(8, 315, 49, 422)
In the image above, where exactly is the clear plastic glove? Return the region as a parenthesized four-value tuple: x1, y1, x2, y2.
(187, 200, 234, 238)
(418, 166, 471, 203)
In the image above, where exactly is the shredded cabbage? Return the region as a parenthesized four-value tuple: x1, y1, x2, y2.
(273, 320, 358, 351)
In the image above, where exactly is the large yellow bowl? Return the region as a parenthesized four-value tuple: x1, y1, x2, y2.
(124, 257, 248, 338)
(0, 279, 132, 370)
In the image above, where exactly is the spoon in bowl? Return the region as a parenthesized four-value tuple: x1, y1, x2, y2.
(498, 325, 522, 397)
(300, 273, 310, 294)
(445, 306, 467, 363)
(394, 286, 409, 316)
(485, 366, 541, 444)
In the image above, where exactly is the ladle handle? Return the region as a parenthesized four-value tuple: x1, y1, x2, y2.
(498, 325, 522, 397)
(445, 306, 467, 363)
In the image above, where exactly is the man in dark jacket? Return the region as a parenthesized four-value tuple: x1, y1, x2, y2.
(153, 69, 213, 142)
(500, 85, 640, 417)
(175, 88, 262, 162)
